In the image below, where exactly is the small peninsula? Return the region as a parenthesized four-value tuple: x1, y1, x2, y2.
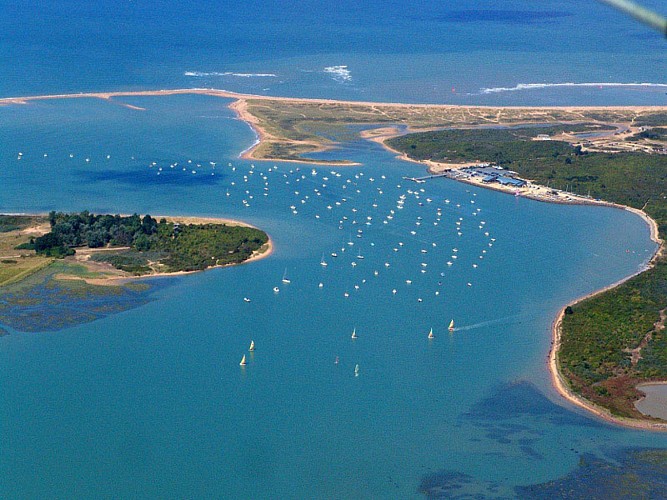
(0, 212, 271, 286)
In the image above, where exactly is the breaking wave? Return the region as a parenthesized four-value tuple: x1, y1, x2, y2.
(324, 65, 352, 83)
(184, 71, 277, 78)
(480, 82, 667, 94)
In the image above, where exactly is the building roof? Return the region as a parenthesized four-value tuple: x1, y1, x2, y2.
(496, 176, 526, 186)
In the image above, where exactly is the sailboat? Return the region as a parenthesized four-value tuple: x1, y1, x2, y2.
(249, 340, 255, 351)
(351, 327, 358, 339)
(448, 319, 455, 332)
(428, 328, 434, 339)
(239, 354, 247, 366)
(320, 253, 328, 267)
(282, 268, 291, 284)
(354, 364, 360, 377)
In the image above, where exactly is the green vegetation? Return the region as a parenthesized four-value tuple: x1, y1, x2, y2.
(634, 113, 667, 127)
(0, 215, 53, 287)
(628, 127, 667, 142)
(0, 214, 42, 233)
(34, 211, 269, 274)
(388, 125, 667, 419)
(243, 97, 667, 163)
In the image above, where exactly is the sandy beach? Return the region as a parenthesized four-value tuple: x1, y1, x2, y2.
(228, 95, 361, 166)
(73, 236, 274, 286)
(548, 208, 666, 431)
(4, 88, 667, 115)
(3, 87, 666, 166)
(4, 87, 667, 111)
(80, 215, 274, 285)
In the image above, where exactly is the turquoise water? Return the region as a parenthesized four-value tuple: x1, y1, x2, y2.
(0, 96, 665, 498)
(2, 1, 667, 496)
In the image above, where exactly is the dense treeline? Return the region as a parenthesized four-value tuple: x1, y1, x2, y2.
(389, 125, 667, 418)
(34, 212, 269, 273)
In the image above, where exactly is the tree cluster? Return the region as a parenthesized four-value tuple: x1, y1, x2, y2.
(33, 211, 269, 273)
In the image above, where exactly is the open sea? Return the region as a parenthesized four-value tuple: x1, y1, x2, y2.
(1, 1, 667, 498)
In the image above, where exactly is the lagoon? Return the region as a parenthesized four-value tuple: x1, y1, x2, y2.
(1, 95, 665, 497)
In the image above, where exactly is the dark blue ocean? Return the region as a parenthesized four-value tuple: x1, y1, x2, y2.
(1, 0, 666, 105)
(1, 2, 667, 498)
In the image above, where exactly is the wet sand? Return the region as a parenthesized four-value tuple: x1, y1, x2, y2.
(635, 383, 667, 420)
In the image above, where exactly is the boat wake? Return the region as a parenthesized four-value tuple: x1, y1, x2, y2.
(479, 82, 667, 95)
(453, 314, 525, 332)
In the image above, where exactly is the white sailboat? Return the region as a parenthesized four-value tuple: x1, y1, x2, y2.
(428, 328, 434, 339)
(249, 340, 255, 351)
(448, 319, 455, 332)
(320, 253, 328, 267)
(351, 327, 358, 339)
(282, 268, 291, 284)
(239, 354, 247, 366)
(354, 364, 360, 377)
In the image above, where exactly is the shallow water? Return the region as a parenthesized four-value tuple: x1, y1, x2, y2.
(636, 384, 667, 420)
(0, 96, 665, 498)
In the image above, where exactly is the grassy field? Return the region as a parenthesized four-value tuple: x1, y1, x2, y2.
(242, 98, 667, 163)
(0, 215, 52, 287)
(386, 125, 667, 419)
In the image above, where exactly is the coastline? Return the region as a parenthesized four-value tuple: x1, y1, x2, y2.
(547, 204, 666, 431)
(371, 123, 667, 430)
(4, 87, 667, 112)
(77, 236, 274, 286)
(1, 213, 273, 287)
(73, 215, 274, 285)
(3, 87, 666, 166)
(5, 89, 667, 428)
(228, 97, 361, 166)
